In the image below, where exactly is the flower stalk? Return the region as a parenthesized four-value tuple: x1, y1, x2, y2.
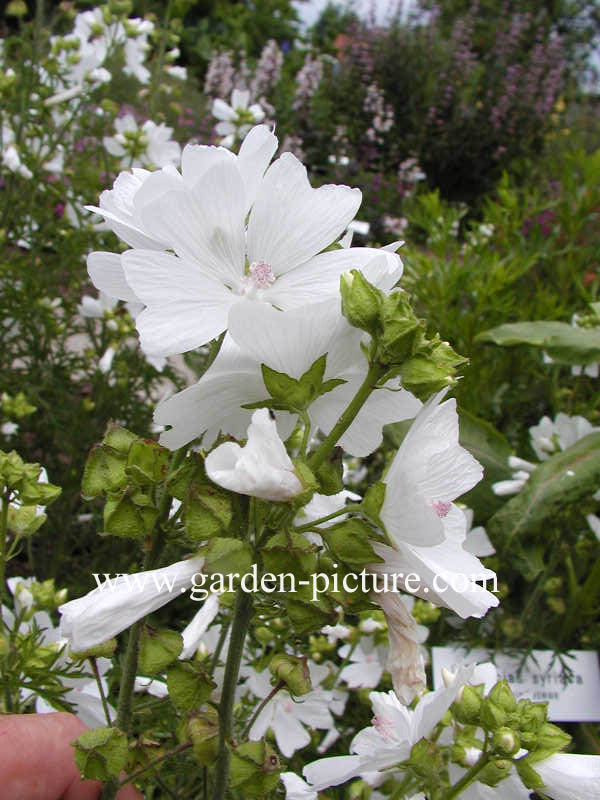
(213, 587, 254, 800)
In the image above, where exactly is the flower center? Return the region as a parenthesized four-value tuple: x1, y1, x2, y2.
(239, 260, 276, 297)
(432, 500, 451, 517)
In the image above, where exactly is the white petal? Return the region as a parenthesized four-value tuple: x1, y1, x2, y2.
(181, 143, 234, 186)
(205, 409, 303, 501)
(87, 251, 139, 302)
(140, 161, 246, 285)
(237, 125, 278, 213)
(247, 153, 361, 276)
(122, 249, 234, 354)
(231, 88, 250, 109)
(212, 98, 236, 122)
(536, 753, 600, 800)
(180, 592, 220, 659)
(59, 555, 205, 651)
(281, 773, 318, 800)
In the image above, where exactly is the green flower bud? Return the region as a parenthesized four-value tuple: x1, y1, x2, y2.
(185, 709, 219, 766)
(166, 662, 216, 711)
(340, 270, 382, 335)
(269, 654, 312, 696)
(492, 727, 520, 756)
(489, 680, 517, 713)
(70, 639, 117, 660)
(481, 698, 507, 730)
(73, 727, 129, 782)
(138, 628, 183, 674)
(229, 740, 282, 798)
(452, 684, 482, 724)
(517, 699, 547, 733)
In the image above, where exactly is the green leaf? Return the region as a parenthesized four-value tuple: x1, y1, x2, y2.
(488, 432, 600, 562)
(458, 409, 513, 517)
(476, 321, 600, 365)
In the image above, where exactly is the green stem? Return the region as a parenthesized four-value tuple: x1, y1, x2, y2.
(293, 504, 362, 533)
(0, 488, 10, 627)
(89, 657, 113, 725)
(209, 616, 232, 676)
(309, 362, 385, 471)
(242, 680, 284, 739)
(149, 0, 174, 117)
(213, 588, 254, 800)
(442, 753, 490, 800)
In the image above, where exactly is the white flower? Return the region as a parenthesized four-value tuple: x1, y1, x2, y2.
(373, 392, 498, 619)
(154, 297, 419, 455)
(103, 114, 181, 169)
(381, 389, 483, 549)
(491, 456, 536, 497)
(338, 635, 388, 689)
(58, 555, 205, 652)
(530, 413, 598, 461)
(455, 752, 600, 800)
(1, 421, 18, 437)
(246, 663, 342, 758)
(303, 663, 477, 791)
(109, 128, 404, 358)
(206, 409, 303, 501)
(212, 88, 266, 144)
(166, 65, 187, 80)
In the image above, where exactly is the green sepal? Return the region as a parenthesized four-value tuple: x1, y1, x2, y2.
(19, 478, 61, 507)
(263, 531, 318, 579)
(70, 639, 117, 660)
(515, 755, 546, 790)
(323, 518, 383, 569)
(184, 481, 233, 545)
(166, 662, 216, 710)
(103, 423, 137, 454)
(72, 726, 129, 782)
(125, 439, 170, 486)
(199, 537, 253, 579)
(260, 354, 346, 412)
(480, 697, 507, 730)
(184, 708, 220, 766)
(478, 758, 512, 787)
(534, 722, 571, 754)
(398, 356, 458, 401)
(488, 680, 517, 713)
(81, 444, 128, 499)
(229, 740, 283, 798)
(284, 583, 337, 634)
(315, 446, 344, 495)
(138, 627, 183, 674)
(360, 482, 386, 528)
(103, 488, 158, 538)
(407, 738, 444, 779)
(6, 504, 47, 536)
(340, 269, 383, 335)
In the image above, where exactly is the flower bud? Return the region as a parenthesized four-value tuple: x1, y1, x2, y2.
(340, 270, 382, 335)
(269, 654, 312, 696)
(452, 684, 482, 724)
(481, 697, 507, 730)
(489, 680, 517, 713)
(492, 727, 520, 756)
(185, 709, 219, 766)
